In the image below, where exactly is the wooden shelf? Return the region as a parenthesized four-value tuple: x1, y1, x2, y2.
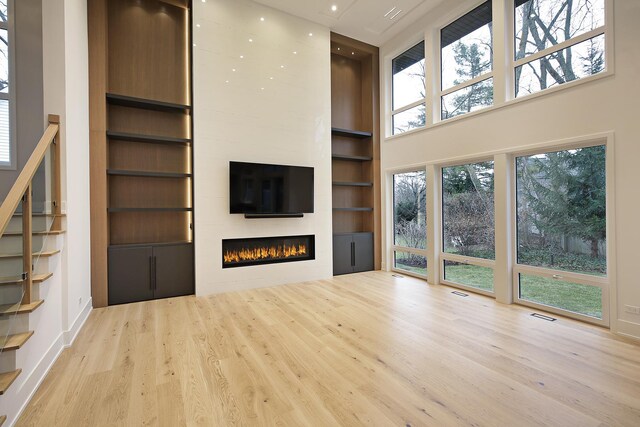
(106, 93, 191, 113)
(333, 181, 373, 187)
(332, 154, 373, 162)
(107, 131, 191, 146)
(333, 207, 374, 212)
(333, 231, 373, 236)
(108, 207, 193, 213)
(331, 127, 372, 138)
(107, 169, 191, 178)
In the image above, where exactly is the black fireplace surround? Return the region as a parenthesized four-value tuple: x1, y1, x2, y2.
(222, 235, 315, 268)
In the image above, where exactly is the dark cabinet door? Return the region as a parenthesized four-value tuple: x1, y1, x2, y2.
(353, 233, 373, 273)
(153, 244, 194, 299)
(108, 246, 154, 305)
(333, 234, 354, 275)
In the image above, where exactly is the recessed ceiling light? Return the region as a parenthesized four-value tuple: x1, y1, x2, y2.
(260, 17, 265, 21)
(280, 65, 285, 68)
(293, 51, 297, 55)
(193, 43, 196, 47)
(196, 24, 200, 28)
(331, 5, 337, 12)
(270, 77, 274, 80)
(225, 80, 229, 83)
(240, 55, 244, 59)
(337, 47, 341, 51)
(232, 68, 236, 72)
(308, 32, 313, 37)
(261, 87, 265, 90)
(351, 52, 355, 55)
(249, 38, 253, 42)
(201, 0, 206, 3)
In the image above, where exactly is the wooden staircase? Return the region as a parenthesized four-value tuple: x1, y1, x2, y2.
(0, 115, 62, 422)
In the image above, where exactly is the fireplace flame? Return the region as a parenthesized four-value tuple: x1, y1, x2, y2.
(224, 243, 307, 264)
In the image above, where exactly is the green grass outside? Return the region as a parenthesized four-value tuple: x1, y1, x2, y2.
(519, 274, 602, 319)
(444, 263, 494, 292)
(395, 261, 602, 319)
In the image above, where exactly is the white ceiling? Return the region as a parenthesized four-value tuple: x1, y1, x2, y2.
(252, 0, 446, 47)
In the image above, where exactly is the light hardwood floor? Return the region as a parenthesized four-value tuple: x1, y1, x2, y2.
(17, 272, 640, 426)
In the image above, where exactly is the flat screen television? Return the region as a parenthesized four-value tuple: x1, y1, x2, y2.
(229, 161, 314, 215)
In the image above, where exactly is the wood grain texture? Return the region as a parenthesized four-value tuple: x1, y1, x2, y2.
(109, 211, 190, 245)
(88, 0, 109, 308)
(108, 140, 190, 174)
(17, 272, 640, 426)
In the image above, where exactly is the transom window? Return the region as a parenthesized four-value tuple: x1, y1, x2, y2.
(514, 0, 606, 97)
(391, 41, 426, 135)
(440, 1, 493, 120)
(0, 0, 11, 167)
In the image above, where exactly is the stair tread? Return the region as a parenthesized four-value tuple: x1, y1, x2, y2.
(34, 273, 53, 283)
(0, 300, 44, 316)
(0, 250, 60, 259)
(0, 331, 34, 351)
(0, 369, 21, 395)
(0, 273, 52, 287)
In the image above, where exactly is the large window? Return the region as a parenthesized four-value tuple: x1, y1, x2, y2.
(0, 1, 11, 168)
(515, 145, 607, 322)
(514, 0, 606, 97)
(441, 161, 495, 293)
(440, 1, 493, 120)
(392, 42, 426, 135)
(392, 170, 427, 276)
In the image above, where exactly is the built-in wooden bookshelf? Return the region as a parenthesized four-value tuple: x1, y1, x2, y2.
(330, 33, 381, 275)
(89, 0, 193, 306)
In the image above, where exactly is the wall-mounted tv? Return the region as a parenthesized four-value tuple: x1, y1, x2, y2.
(229, 161, 314, 215)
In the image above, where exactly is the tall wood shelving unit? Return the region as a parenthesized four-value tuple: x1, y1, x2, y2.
(89, 0, 194, 306)
(330, 33, 381, 275)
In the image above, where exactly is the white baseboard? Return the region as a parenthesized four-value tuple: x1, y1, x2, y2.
(7, 298, 93, 427)
(615, 319, 640, 342)
(64, 297, 93, 347)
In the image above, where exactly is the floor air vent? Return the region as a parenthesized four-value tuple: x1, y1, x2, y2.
(531, 313, 556, 321)
(392, 274, 404, 278)
(451, 291, 468, 297)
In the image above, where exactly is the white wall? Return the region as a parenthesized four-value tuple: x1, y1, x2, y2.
(379, 0, 640, 339)
(193, 0, 333, 294)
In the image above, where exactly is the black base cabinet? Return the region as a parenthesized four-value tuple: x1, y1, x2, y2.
(333, 232, 373, 275)
(108, 243, 194, 305)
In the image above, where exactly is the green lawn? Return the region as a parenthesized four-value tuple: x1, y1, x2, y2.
(394, 251, 427, 276)
(444, 263, 494, 292)
(519, 274, 602, 319)
(396, 261, 602, 319)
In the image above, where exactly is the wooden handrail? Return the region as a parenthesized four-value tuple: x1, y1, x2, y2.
(0, 115, 60, 238)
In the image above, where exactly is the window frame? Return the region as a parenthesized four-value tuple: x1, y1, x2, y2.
(510, 140, 611, 327)
(438, 0, 495, 121)
(511, 0, 610, 100)
(0, 0, 15, 170)
(438, 157, 496, 297)
(390, 40, 427, 136)
(390, 167, 429, 279)
(384, 0, 614, 139)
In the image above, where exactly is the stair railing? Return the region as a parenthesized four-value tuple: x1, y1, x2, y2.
(0, 115, 61, 352)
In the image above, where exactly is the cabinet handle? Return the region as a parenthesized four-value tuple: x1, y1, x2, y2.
(153, 256, 158, 290)
(351, 241, 355, 266)
(149, 256, 154, 290)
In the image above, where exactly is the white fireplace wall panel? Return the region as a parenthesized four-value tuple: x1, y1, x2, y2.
(193, 0, 333, 295)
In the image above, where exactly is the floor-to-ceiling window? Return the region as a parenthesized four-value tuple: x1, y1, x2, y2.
(392, 170, 427, 277)
(0, 0, 12, 168)
(514, 144, 608, 324)
(441, 160, 495, 294)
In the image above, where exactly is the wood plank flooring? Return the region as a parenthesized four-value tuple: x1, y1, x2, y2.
(17, 271, 640, 426)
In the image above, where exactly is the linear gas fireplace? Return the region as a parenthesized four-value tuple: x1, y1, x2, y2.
(222, 235, 315, 268)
